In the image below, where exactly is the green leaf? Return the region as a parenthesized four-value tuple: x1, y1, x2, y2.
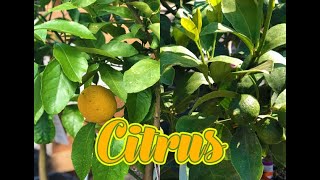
(160, 45, 198, 60)
(72, 0, 97, 7)
(261, 23, 286, 55)
(208, 0, 222, 7)
(189, 161, 240, 180)
(101, 41, 138, 57)
(271, 141, 286, 167)
(214, 123, 232, 160)
(160, 52, 200, 74)
(34, 74, 44, 124)
(128, 1, 154, 17)
(264, 63, 286, 93)
(34, 19, 96, 40)
(82, 63, 100, 87)
(34, 112, 55, 144)
(273, 89, 286, 110)
(75, 46, 114, 58)
(89, 22, 109, 34)
(123, 59, 160, 93)
(181, 17, 199, 41)
(34, 63, 39, 78)
(92, 139, 129, 180)
(53, 43, 89, 83)
(47, 2, 77, 13)
(99, 64, 127, 102)
(95, 6, 133, 19)
(257, 50, 286, 65)
(174, 72, 208, 97)
(221, 0, 263, 44)
(176, 114, 217, 133)
(61, 105, 85, 138)
(126, 88, 152, 123)
(230, 126, 263, 180)
(72, 123, 96, 180)
(209, 55, 242, 84)
(192, 8, 202, 33)
(160, 67, 175, 85)
(41, 60, 77, 114)
(201, 22, 254, 51)
(189, 90, 238, 114)
(149, 23, 160, 40)
(34, 29, 47, 43)
(233, 60, 274, 74)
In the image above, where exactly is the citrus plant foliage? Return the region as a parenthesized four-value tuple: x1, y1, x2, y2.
(34, 0, 286, 179)
(160, 0, 285, 179)
(34, 0, 160, 179)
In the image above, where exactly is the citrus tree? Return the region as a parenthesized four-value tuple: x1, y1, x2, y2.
(34, 0, 160, 179)
(160, 0, 285, 179)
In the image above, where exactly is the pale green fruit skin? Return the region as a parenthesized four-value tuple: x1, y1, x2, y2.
(229, 94, 260, 125)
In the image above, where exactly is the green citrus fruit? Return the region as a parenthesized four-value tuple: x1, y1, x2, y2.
(229, 94, 260, 125)
(256, 118, 284, 144)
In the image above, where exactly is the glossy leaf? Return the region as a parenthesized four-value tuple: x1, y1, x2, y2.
(233, 60, 274, 74)
(221, 0, 263, 44)
(160, 52, 200, 74)
(72, 123, 96, 180)
(75, 46, 114, 58)
(47, 2, 77, 13)
(271, 141, 286, 167)
(181, 17, 199, 41)
(34, 29, 47, 43)
(174, 72, 208, 97)
(189, 161, 240, 180)
(89, 22, 109, 34)
(189, 90, 238, 114)
(61, 105, 85, 137)
(34, 19, 96, 39)
(261, 23, 286, 55)
(264, 63, 286, 93)
(123, 59, 160, 93)
(34, 112, 55, 144)
(209, 55, 242, 84)
(72, 0, 97, 7)
(53, 43, 89, 83)
(160, 67, 175, 85)
(149, 23, 160, 40)
(230, 126, 263, 180)
(99, 64, 127, 102)
(34, 74, 44, 124)
(92, 139, 129, 180)
(101, 41, 138, 57)
(192, 8, 202, 33)
(201, 22, 254, 51)
(176, 114, 217, 132)
(128, 1, 154, 17)
(95, 6, 133, 19)
(126, 88, 152, 123)
(160, 45, 198, 60)
(41, 60, 77, 114)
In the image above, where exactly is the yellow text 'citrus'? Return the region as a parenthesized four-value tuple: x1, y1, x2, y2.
(95, 118, 228, 166)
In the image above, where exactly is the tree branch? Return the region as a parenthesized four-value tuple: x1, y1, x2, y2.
(39, 144, 48, 180)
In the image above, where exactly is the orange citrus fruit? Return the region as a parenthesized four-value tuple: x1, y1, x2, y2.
(77, 85, 117, 123)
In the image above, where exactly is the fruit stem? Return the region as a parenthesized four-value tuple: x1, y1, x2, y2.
(39, 144, 48, 180)
(211, 33, 217, 59)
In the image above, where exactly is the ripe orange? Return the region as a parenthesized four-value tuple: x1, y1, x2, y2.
(77, 85, 117, 124)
